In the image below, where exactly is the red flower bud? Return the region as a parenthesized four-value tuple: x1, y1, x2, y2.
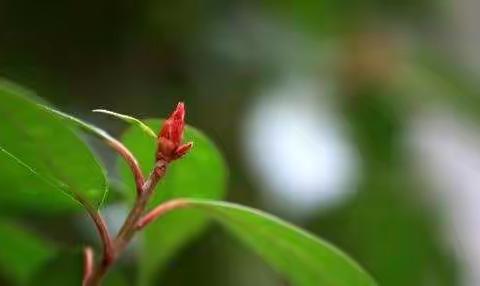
(174, 142, 193, 160)
(156, 102, 193, 162)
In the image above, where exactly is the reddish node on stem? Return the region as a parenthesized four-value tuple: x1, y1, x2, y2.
(156, 102, 193, 162)
(82, 247, 94, 286)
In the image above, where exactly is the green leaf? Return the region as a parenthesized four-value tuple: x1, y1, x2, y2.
(0, 220, 57, 285)
(93, 109, 157, 139)
(41, 105, 117, 144)
(0, 80, 108, 212)
(117, 119, 227, 286)
(180, 199, 376, 286)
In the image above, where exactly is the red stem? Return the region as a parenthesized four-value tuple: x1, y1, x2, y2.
(85, 162, 188, 285)
(85, 207, 114, 265)
(82, 247, 94, 286)
(114, 161, 167, 252)
(137, 199, 188, 230)
(86, 161, 170, 286)
(105, 138, 145, 196)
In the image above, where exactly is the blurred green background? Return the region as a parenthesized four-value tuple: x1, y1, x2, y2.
(1, 0, 480, 285)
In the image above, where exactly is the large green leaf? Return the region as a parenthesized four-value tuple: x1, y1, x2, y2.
(0, 81, 107, 212)
(118, 119, 227, 285)
(174, 199, 376, 286)
(0, 220, 57, 285)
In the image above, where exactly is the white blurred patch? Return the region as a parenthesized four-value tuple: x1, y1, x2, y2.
(243, 78, 359, 219)
(409, 107, 480, 286)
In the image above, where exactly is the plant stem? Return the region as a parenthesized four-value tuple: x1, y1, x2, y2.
(116, 161, 166, 250)
(87, 209, 114, 263)
(105, 139, 145, 196)
(86, 160, 167, 286)
(83, 207, 114, 286)
(82, 247, 94, 286)
(136, 199, 188, 230)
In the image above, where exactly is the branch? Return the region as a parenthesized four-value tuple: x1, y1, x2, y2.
(85, 207, 114, 265)
(84, 102, 193, 285)
(136, 199, 188, 230)
(114, 160, 167, 251)
(82, 247, 94, 286)
(105, 138, 144, 196)
(86, 161, 169, 286)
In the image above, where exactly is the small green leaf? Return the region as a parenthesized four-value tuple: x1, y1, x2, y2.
(0, 220, 57, 285)
(180, 199, 377, 286)
(0, 80, 108, 212)
(41, 105, 116, 143)
(118, 119, 227, 286)
(93, 109, 157, 139)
